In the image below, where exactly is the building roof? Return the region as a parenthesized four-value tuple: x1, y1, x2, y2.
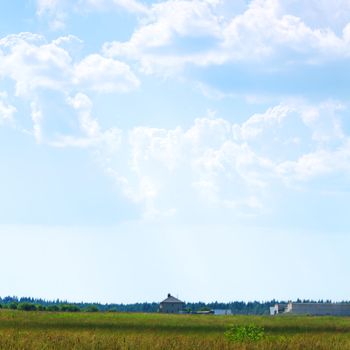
(160, 294, 184, 304)
(290, 302, 349, 306)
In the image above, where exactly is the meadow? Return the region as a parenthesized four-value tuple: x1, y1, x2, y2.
(1, 310, 350, 349)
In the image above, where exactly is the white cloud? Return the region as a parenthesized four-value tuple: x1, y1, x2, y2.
(0, 93, 16, 125)
(0, 34, 139, 97)
(36, 0, 60, 16)
(299, 101, 345, 143)
(30, 102, 43, 143)
(52, 92, 122, 151)
(85, 0, 149, 14)
(280, 0, 350, 33)
(102, 0, 350, 76)
(67, 93, 99, 138)
(110, 122, 263, 217)
(1, 35, 349, 217)
(0, 33, 138, 143)
(277, 143, 350, 181)
(61, 100, 349, 219)
(222, 0, 347, 60)
(2, 2, 350, 220)
(0, 33, 73, 97)
(103, 0, 224, 74)
(233, 104, 292, 141)
(32, 0, 350, 76)
(36, 0, 148, 29)
(73, 54, 140, 93)
(33, 0, 350, 76)
(36, 0, 67, 30)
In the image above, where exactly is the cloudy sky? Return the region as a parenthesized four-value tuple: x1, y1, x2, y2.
(1, 0, 350, 303)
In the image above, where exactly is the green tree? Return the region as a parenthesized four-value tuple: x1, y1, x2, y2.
(9, 302, 18, 310)
(84, 305, 99, 312)
(47, 305, 60, 312)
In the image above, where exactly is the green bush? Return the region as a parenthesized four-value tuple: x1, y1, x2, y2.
(225, 324, 265, 342)
(17, 303, 37, 311)
(37, 305, 47, 311)
(47, 305, 60, 312)
(60, 304, 80, 312)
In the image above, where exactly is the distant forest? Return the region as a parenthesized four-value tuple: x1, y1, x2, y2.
(0, 297, 345, 314)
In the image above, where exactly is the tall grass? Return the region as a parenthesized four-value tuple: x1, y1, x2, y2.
(1, 310, 350, 349)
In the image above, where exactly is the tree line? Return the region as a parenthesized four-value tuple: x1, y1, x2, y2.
(0, 296, 345, 314)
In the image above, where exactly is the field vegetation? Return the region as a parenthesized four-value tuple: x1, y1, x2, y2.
(1, 309, 350, 349)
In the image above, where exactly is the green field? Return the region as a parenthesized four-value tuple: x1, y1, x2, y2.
(1, 310, 350, 349)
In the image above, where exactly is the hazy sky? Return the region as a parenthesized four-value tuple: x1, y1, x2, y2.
(1, 0, 350, 304)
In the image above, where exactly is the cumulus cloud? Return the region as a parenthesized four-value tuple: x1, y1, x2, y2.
(120, 114, 271, 213)
(73, 54, 140, 93)
(33, 0, 350, 77)
(0, 33, 139, 142)
(276, 146, 350, 181)
(1, 31, 348, 217)
(0, 33, 139, 97)
(3, 2, 350, 220)
(102, 0, 350, 75)
(103, 0, 225, 74)
(52, 100, 349, 219)
(34, 0, 350, 77)
(0, 33, 73, 96)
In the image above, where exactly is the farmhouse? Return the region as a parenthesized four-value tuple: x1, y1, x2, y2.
(159, 294, 184, 314)
(270, 302, 350, 316)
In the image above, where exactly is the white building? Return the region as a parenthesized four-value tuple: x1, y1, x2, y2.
(213, 309, 232, 315)
(270, 303, 288, 315)
(271, 302, 350, 316)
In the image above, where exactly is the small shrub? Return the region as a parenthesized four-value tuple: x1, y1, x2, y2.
(225, 324, 265, 343)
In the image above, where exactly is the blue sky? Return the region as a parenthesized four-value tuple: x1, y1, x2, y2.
(1, 0, 350, 303)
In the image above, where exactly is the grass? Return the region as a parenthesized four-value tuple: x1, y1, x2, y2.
(1, 310, 350, 349)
